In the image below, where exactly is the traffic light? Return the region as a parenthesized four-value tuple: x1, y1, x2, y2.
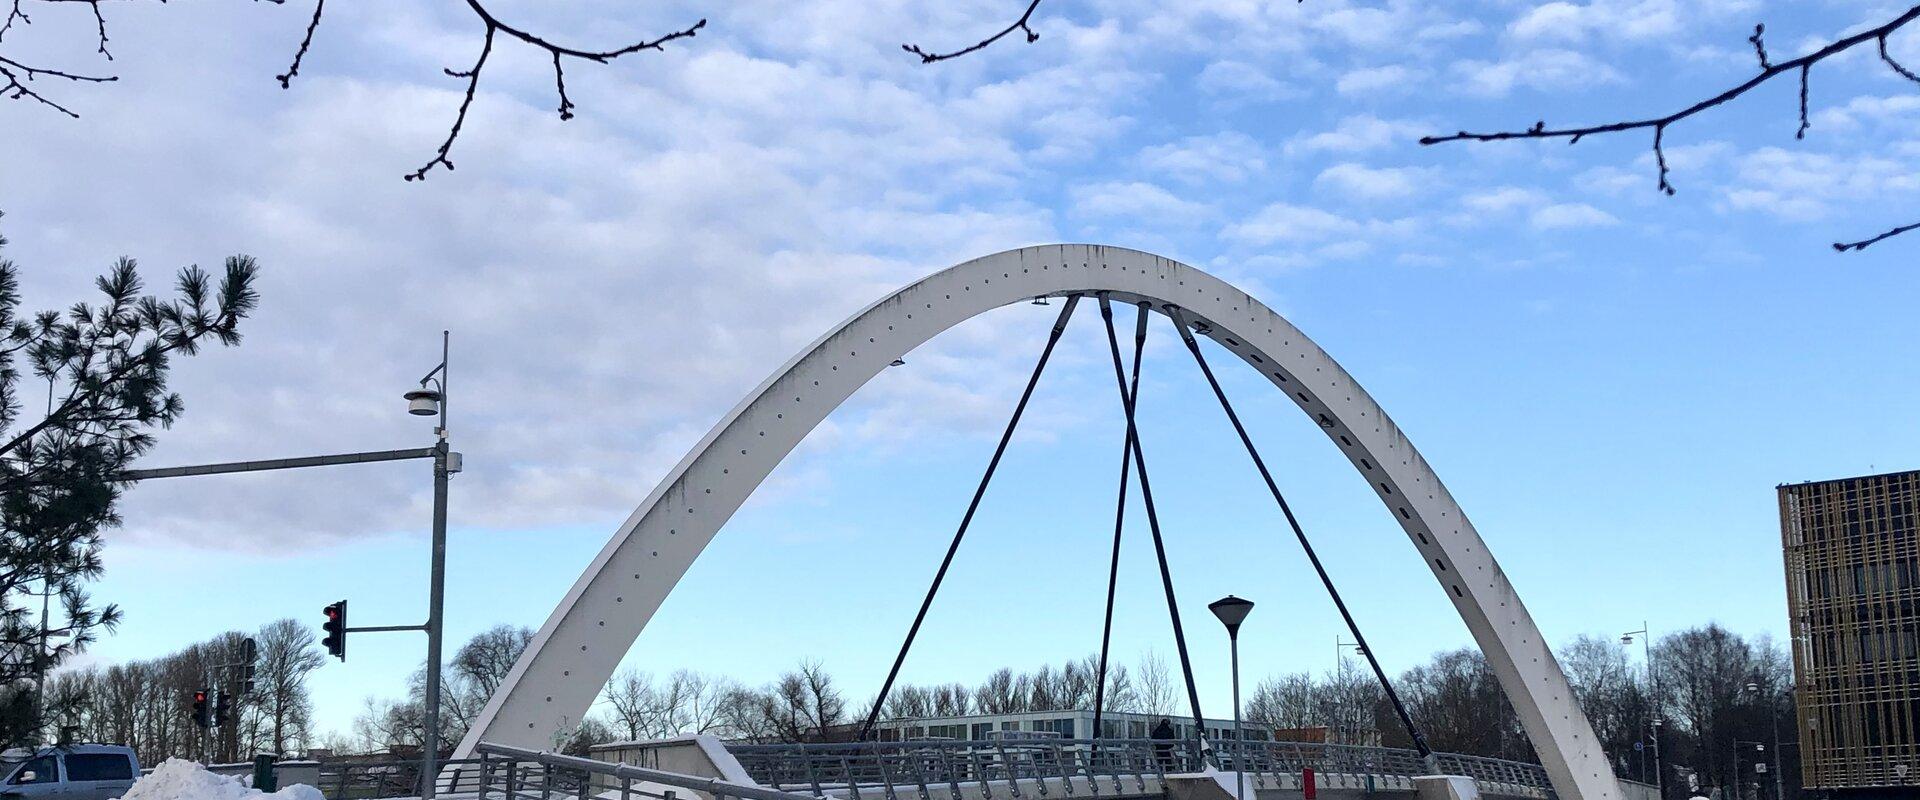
(191, 689, 211, 729)
(214, 690, 234, 727)
(321, 600, 347, 661)
(241, 637, 258, 693)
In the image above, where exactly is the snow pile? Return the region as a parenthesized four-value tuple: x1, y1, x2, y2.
(115, 758, 324, 800)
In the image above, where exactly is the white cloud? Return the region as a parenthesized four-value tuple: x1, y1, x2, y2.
(1313, 163, 1436, 200)
(1722, 147, 1920, 221)
(1224, 203, 1363, 244)
(1451, 49, 1623, 96)
(1814, 94, 1920, 132)
(1136, 132, 1269, 185)
(1195, 60, 1298, 101)
(1506, 0, 1755, 43)
(1287, 115, 1426, 156)
(1463, 186, 1549, 214)
(1336, 65, 1426, 96)
(1530, 203, 1620, 229)
(1071, 181, 1210, 223)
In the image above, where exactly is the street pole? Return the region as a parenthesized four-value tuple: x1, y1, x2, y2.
(421, 331, 450, 800)
(1626, 621, 1666, 800)
(1231, 630, 1243, 800)
(1207, 596, 1253, 800)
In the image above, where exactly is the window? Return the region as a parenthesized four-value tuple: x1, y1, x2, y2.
(10, 756, 56, 785)
(971, 722, 993, 740)
(66, 754, 133, 782)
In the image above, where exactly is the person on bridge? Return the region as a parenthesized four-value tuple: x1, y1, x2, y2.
(1150, 718, 1176, 771)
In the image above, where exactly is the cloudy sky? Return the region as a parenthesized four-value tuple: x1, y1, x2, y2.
(6, 0, 1919, 737)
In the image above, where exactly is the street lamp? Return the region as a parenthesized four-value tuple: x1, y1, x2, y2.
(1209, 595, 1254, 800)
(1733, 740, 1768, 800)
(413, 331, 452, 800)
(1746, 681, 1782, 800)
(1623, 623, 1665, 800)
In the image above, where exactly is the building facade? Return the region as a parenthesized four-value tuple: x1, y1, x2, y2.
(1782, 470, 1920, 795)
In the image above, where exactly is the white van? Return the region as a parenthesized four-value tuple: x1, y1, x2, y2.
(0, 745, 141, 800)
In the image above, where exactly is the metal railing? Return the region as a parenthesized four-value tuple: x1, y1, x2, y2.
(729, 739, 1555, 798)
(731, 738, 1193, 797)
(475, 743, 821, 800)
(314, 758, 487, 799)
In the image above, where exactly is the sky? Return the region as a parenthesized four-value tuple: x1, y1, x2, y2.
(4, 0, 1920, 740)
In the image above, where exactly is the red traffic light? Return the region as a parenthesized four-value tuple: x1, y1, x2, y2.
(193, 690, 206, 702)
(321, 600, 347, 661)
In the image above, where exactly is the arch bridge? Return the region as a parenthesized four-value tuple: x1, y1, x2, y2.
(454, 245, 1618, 800)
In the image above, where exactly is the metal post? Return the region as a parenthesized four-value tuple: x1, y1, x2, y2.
(1230, 632, 1243, 800)
(422, 331, 451, 800)
(423, 441, 449, 798)
(1640, 622, 1665, 800)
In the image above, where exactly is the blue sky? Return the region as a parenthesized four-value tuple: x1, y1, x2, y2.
(5, 0, 1919, 738)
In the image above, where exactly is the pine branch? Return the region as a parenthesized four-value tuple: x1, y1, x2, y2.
(1421, 5, 1920, 251)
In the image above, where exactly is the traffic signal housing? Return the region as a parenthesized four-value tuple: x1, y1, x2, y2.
(321, 600, 347, 661)
(214, 690, 234, 727)
(241, 636, 258, 693)
(191, 689, 211, 729)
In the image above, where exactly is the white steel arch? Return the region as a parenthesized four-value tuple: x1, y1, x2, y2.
(455, 244, 1618, 800)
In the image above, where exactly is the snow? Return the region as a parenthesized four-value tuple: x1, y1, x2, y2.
(115, 759, 324, 800)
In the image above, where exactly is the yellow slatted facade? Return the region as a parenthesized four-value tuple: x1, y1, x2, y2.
(1781, 470, 1920, 790)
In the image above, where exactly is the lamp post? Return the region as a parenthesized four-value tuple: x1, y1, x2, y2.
(1209, 595, 1254, 800)
(1733, 740, 1767, 800)
(1334, 636, 1365, 744)
(1747, 681, 1782, 800)
(1623, 624, 1665, 800)
(410, 331, 452, 800)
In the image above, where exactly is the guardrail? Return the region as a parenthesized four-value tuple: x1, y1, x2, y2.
(311, 757, 485, 799)
(729, 738, 1554, 798)
(475, 743, 822, 800)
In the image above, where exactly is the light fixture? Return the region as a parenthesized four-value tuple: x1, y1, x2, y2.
(889, 358, 906, 367)
(1032, 296, 1050, 305)
(406, 388, 444, 416)
(1620, 634, 1634, 645)
(1208, 595, 1255, 634)
(1192, 321, 1213, 335)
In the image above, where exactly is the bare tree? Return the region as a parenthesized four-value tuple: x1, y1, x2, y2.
(759, 661, 846, 743)
(1135, 651, 1177, 717)
(1423, 7, 1920, 251)
(255, 618, 324, 754)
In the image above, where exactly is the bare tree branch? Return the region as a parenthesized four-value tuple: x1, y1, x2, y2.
(903, 0, 1043, 64)
(1421, 6, 1920, 251)
(0, 53, 113, 118)
(401, 0, 705, 181)
(0, 0, 121, 116)
(1834, 220, 1920, 253)
(273, 0, 322, 89)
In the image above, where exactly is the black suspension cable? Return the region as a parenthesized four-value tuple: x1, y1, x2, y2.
(856, 295, 1082, 741)
(1091, 303, 1147, 741)
(1097, 297, 1209, 760)
(1168, 307, 1433, 759)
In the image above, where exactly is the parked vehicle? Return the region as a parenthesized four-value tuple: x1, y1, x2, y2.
(0, 745, 141, 800)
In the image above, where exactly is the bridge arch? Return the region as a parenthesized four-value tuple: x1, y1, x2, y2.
(456, 244, 1617, 800)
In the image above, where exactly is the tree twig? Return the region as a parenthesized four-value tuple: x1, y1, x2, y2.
(0, 53, 114, 118)
(1421, 5, 1920, 251)
(402, 0, 704, 181)
(274, 0, 322, 89)
(903, 0, 1043, 63)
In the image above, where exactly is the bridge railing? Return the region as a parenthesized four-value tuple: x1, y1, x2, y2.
(729, 738, 1202, 795)
(474, 742, 821, 800)
(728, 739, 1554, 797)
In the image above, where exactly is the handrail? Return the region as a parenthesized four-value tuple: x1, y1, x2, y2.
(476, 742, 824, 800)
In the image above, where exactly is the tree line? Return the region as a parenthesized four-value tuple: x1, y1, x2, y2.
(40, 618, 322, 765)
(37, 616, 1798, 800)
